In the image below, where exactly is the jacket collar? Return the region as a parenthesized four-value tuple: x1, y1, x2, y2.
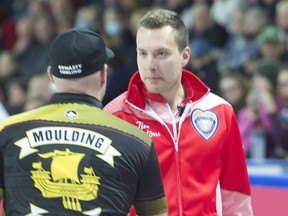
(126, 69, 209, 109)
(49, 93, 103, 109)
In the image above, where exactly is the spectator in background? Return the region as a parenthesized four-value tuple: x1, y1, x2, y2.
(5, 77, 27, 115)
(238, 59, 281, 157)
(47, 0, 76, 33)
(30, 15, 56, 75)
(33, 15, 56, 46)
(244, 25, 288, 79)
(0, 50, 21, 82)
(257, 25, 288, 61)
(74, 4, 104, 33)
(102, 47, 135, 106)
(275, 0, 288, 46)
(100, 6, 138, 106)
(251, 0, 279, 22)
(188, 38, 220, 94)
(269, 64, 288, 158)
(0, 51, 24, 116)
(12, 0, 57, 77)
(187, 2, 228, 49)
(24, 73, 56, 111)
(219, 8, 247, 73)
(102, 7, 124, 48)
(219, 71, 249, 117)
(120, 7, 150, 72)
(12, 16, 34, 57)
(210, 0, 246, 29)
(10, 0, 30, 19)
(26, 0, 50, 20)
(116, 0, 145, 20)
(13, 14, 55, 77)
(224, 6, 268, 76)
(12, 16, 37, 76)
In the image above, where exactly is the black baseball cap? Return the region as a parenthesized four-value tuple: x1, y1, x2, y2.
(49, 28, 114, 79)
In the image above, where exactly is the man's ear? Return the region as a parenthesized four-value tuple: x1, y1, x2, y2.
(47, 66, 54, 83)
(181, 46, 190, 68)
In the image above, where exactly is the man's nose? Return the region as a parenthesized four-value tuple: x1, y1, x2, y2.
(147, 56, 157, 71)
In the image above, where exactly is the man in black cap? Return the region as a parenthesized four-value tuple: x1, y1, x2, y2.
(0, 28, 167, 216)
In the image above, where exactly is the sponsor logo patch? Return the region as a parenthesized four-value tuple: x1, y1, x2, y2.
(191, 109, 218, 140)
(65, 109, 78, 120)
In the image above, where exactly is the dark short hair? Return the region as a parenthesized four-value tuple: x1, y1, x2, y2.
(137, 9, 189, 52)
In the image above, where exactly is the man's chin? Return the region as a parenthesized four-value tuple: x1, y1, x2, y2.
(146, 87, 159, 94)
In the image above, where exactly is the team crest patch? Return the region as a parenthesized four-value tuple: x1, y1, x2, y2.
(191, 109, 218, 140)
(65, 109, 78, 120)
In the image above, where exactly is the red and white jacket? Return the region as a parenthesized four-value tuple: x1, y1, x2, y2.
(104, 70, 253, 216)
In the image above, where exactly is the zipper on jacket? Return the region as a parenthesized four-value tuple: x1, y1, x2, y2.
(175, 108, 189, 216)
(127, 100, 185, 215)
(175, 148, 183, 215)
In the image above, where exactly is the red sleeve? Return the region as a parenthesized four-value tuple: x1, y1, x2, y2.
(220, 110, 253, 215)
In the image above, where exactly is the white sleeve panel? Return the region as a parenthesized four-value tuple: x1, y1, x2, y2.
(221, 189, 253, 216)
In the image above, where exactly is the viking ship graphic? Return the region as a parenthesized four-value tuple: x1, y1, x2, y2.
(31, 148, 100, 212)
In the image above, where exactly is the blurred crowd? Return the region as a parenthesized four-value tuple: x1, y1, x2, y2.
(1, 0, 288, 159)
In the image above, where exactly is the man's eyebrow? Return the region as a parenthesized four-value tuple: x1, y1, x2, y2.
(155, 48, 170, 52)
(136, 48, 170, 52)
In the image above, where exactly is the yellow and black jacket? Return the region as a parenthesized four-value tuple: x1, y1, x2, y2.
(0, 93, 166, 216)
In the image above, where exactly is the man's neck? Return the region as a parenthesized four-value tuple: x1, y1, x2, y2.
(164, 84, 185, 112)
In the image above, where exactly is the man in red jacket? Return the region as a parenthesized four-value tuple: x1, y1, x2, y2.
(105, 8, 253, 216)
